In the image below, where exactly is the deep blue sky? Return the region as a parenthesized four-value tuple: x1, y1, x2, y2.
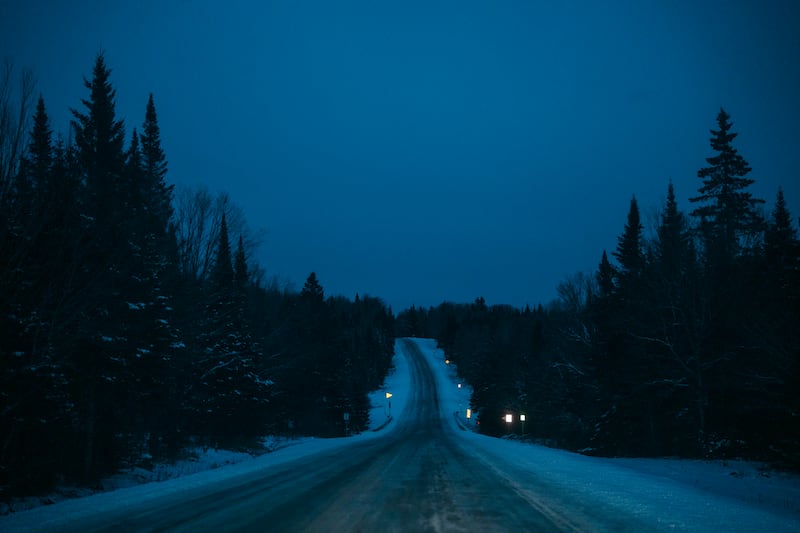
(2, 1, 799, 311)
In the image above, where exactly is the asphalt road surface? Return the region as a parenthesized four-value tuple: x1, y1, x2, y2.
(30, 339, 648, 532)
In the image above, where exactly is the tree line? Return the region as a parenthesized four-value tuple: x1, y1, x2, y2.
(399, 108, 799, 469)
(0, 55, 395, 497)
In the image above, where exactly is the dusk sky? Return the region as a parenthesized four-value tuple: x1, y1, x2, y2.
(2, 1, 799, 311)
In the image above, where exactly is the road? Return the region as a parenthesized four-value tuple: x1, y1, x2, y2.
(16, 339, 647, 532)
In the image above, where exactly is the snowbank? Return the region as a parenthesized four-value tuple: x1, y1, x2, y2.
(0, 342, 415, 527)
(415, 337, 800, 532)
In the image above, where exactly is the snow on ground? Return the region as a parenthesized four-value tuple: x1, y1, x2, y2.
(414, 337, 800, 532)
(0, 342, 415, 528)
(1, 437, 303, 515)
(3, 338, 798, 532)
(366, 340, 411, 432)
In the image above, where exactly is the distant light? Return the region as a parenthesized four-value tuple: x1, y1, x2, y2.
(445, 359, 450, 365)
(520, 414, 526, 422)
(466, 408, 471, 419)
(505, 414, 512, 423)
(457, 383, 462, 389)
(385, 392, 393, 399)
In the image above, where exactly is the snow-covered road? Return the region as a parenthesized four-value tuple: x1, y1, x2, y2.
(2, 338, 798, 531)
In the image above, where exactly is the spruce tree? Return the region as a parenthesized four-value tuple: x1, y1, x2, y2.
(302, 272, 325, 302)
(690, 108, 764, 260)
(19, 96, 53, 208)
(123, 129, 143, 223)
(656, 182, 690, 283)
(69, 54, 133, 482)
(764, 187, 799, 271)
(234, 235, 248, 289)
(211, 213, 234, 291)
(613, 196, 644, 286)
(596, 250, 616, 298)
(71, 53, 126, 229)
(140, 93, 173, 229)
(193, 212, 270, 444)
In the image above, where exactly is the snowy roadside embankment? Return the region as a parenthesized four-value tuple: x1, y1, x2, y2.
(0, 342, 413, 525)
(413, 337, 800, 532)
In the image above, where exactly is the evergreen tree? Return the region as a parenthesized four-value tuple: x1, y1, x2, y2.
(596, 250, 616, 298)
(302, 271, 325, 302)
(140, 93, 173, 229)
(211, 213, 234, 291)
(656, 182, 690, 282)
(71, 53, 126, 229)
(123, 129, 144, 224)
(764, 187, 799, 272)
(690, 108, 764, 260)
(15, 96, 53, 212)
(69, 54, 137, 482)
(28, 96, 53, 176)
(191, 212, 271, 445)
(234, 235, 248, 289)
(613, 196, 644, 286)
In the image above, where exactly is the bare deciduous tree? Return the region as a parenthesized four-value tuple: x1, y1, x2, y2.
(555, 271, 594, 314)
(0, 59, 36, 203)
(172, 184, 264, 283)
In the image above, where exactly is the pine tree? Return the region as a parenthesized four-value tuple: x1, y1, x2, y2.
(656, 182, 691, 283)
(764, 187, 799, 272)
(596, 250, 616, 298)
(17, 96, 53, 209)
(140, 93, 173, 229)
(211, 213, 234, 291)
(124, 129, 144, 223)
(302, 272, 325, 302)
(613, 196, 644, 286)
(192, 212, 271, 444)
(69, 54, 134, 483)
(690, 108, 764, 260)
(71, 53, 126, 229)
(0, 94, 74, 494)
(234, 235, 248, 289)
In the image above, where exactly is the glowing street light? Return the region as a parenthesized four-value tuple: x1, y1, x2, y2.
(520, 413, 526, 435)
(445, 359, 450, 365)
(457, 383, 462, 389)
(505, 413, 513, 424)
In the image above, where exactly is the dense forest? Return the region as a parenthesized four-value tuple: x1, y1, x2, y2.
(2, 53, 799, 502)
(399, 108, 800, 469)
(0, 56, 395, 497)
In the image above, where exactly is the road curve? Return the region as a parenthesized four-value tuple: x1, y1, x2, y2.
(11, 339, 641, 532)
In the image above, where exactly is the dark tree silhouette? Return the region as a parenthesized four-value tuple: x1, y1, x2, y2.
(690, 108, 764, 260)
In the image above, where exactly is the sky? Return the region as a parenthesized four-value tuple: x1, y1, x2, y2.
(2, 0, 799, 311)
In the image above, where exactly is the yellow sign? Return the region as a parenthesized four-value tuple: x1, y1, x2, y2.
(385, 392, 393, 399)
